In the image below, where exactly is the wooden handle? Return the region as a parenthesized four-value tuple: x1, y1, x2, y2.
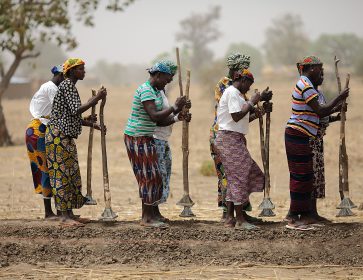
(86, 89, 97, 197)
(100, 95, 112, 208)
(182, 70, 191, 195)
(176, 47, 184, 97)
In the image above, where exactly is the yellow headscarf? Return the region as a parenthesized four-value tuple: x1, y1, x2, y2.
(63, 58, 85, 75)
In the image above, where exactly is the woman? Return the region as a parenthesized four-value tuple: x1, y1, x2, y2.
(46, 58, 106, 227)
(26, 65, 63, 219)
(215, 69, 267, 230)
(124, 60, 187, 228)
(210, 53, 272, 221)
(285, 56, 349, 230)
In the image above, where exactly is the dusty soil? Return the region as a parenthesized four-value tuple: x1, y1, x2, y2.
(1, 78, 363, 279)
(0, 219, 362, 279)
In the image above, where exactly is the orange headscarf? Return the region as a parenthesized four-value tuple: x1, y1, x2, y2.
(63, 58, 85, 75)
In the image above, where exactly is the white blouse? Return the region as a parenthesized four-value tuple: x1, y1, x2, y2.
(217, 85, 249, 135)
(29, 81, 58, 125)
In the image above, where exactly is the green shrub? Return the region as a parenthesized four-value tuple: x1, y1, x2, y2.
(200, 160, 216, 177)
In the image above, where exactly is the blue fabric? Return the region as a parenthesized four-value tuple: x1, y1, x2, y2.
(154, 139, 172, 204)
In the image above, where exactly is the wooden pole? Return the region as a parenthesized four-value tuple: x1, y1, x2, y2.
(334, 56, 344, 200)
(339, 74, 350, 197)
(99, 92, 117, 221)
(85, 89, 97, 205)
(264, 103, 272, 198)
(182, 70, 191, 197)
(100, 96, 111, 208)
(176, 48, 183, 97)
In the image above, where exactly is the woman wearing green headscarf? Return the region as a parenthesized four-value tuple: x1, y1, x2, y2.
(124, 60, 189, 228)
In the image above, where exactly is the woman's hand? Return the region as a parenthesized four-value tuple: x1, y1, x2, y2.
(339, 87, 349, 101)
(263, 102, 273, 113)
(185, 99, 192, 109)
(260, 87, 273, 102)
(250, 91, 261, 105)
(83, 114, 97, 123)
(178, 112, 192, 122)
(93, 124, 107, 134)
(173, 96, 187, 113)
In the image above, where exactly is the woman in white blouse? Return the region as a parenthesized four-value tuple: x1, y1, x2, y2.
(215, 69, 272, 230)
(25, 65, 64, 219)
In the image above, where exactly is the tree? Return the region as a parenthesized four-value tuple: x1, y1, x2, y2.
(0, 0, 134, 146)
(226, 42, 263, 77)
(264, 14, 310, 66)
(18, 41, 67, 78)
(310, 33, 363, 68)
(175, 6, 221, 78)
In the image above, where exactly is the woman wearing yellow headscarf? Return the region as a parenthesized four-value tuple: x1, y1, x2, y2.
(45, 58, 106, 227)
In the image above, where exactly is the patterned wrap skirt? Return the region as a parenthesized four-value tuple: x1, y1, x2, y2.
(309, 127, 326, 199)
(124, 134, 163, 206)
(285, 127, 314, 214)
(45, 125, 86, 211)
(25, 119, 52, 198)
(215, 130, 264, 206)
(154, 139, 172, 204)
(209, 125, 228, 210)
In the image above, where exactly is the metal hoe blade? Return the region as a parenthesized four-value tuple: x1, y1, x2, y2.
(85, 196, 97, 205)
(100, 208, 118, 222)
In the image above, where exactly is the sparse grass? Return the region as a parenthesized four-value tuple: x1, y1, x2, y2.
(200, 160, 216, 177)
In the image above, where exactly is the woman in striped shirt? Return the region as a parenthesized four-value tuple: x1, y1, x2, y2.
(285, 56, 349, 230)
(124, 60, 188, 228)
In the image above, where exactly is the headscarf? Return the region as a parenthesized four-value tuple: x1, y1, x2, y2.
(51, 65, 63, 75)
(63, 58, 85, 75)
(148, 60, 178, 75)
(297, 55, 322, 73)
(226, 53, 251, 70)
(233, 68, 254, 83)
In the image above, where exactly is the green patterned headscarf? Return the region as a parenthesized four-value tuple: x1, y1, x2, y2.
(226, 53, 251, 70)
(148, 60, 178, 75)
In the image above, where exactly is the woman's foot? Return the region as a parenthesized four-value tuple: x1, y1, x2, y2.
(60, 217, 85, 228)
(220, 211, 227, 222)
(224, 217, 236, 228)
(235, 222, 259, 230)
(242, 212, 262, 223)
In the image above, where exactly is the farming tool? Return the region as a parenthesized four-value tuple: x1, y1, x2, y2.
(85, 89, 97, 205)
(98, 91, 118, 222)
(336, 72, 356, 217)
(176, 48, 195, 217)
(256, 91, 275, 217)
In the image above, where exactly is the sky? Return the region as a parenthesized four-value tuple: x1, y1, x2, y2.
(68, 0, 363, 67)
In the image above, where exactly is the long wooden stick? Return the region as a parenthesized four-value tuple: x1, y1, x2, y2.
(100, 96, 111, 209)
(86, 90, 96, 199)
(334, 56, 344, 200)
(182, 70, 191, 196)
(176, 47, 183, 97)
(257, 98, 267, 192)
(264, 103, 271, 198)
(339, 74, 350, 195)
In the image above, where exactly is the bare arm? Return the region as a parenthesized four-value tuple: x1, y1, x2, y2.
(231, 103, 254, 122)
(143, 100, 175, 122)
(307, 88, 348, 118)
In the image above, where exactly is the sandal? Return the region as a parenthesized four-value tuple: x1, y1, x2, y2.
(285, 224, 314, 231)
(140, 221, 169, 229)
(235, 222, 259, 230)
(60, 220, 85, 228)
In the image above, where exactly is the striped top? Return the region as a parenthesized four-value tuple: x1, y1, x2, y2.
(124, 80, 164, 137)
(286, 76, 319, 137)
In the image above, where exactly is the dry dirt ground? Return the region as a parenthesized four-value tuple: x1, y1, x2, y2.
(0, 76, 362, 279)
